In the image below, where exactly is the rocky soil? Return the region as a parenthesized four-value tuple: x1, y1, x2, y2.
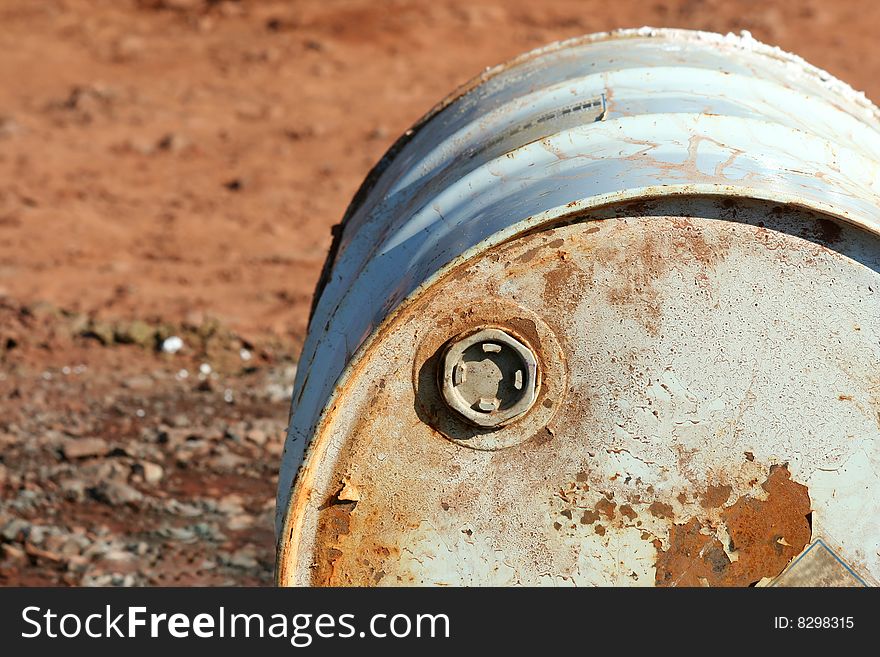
(2, 0, 878, 585)
(0, 298, 293, 585)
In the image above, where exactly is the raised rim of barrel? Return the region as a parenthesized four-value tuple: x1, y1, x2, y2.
(306, 27, 880, 324)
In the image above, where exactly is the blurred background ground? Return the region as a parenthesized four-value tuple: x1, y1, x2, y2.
(1, 0, 878, 585)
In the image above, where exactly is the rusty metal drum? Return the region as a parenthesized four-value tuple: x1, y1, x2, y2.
(276, 28, 880, 586)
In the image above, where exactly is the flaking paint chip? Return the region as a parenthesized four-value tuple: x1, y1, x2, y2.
(338, 478, 360, 502)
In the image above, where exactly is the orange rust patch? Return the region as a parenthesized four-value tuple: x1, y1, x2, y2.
(541, 258, 583, 306)
(601, 231, 666, 331)
(515, 245, 543, 264)
(648, 501, 674, 519)
(595, 497, 617, 520)
(701, 484, 732, 509)
(596, 219, 731, 335)
(654, 466, 811, 587)
(720, 466, 812, 585)
(669, 217, 729, 266)
(620, 504, 637, 520)
(312, 499, 356, 585)
(530, 427, 554, 446)
(655, 518, 730, 587)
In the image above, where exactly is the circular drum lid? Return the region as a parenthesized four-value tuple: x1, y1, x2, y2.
(280, 196, 880, 587)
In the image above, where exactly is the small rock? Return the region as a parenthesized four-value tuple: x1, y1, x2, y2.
(1, 518, 30, 542)
(44, 534, 89, 557)
(66, 313, 90, 337)
(171, 413, 190, 428)
(227, 514, 253, 531)
(85, 320, 115, 345)
(224, 422, 245, 442)
(263, 382, 293, 403)
(156, 132, 189, 152)
(216, 494, 244, 515)
(1, 543, 26, 563)
(27, 525, 46, 546)
(245, 428, 267, 446)
(24, 544, 64, 564)
(102, 549, 135, 563)
(88, 481, 143, 507)
(159, 526, 196, 543)
(59, 477, 87, 501)
(156, 426, 195, 447)
(225, 549, 258, 570)
(62, 437, 109, 459)
(133, 461, 164, 485)
(161, 336, 184, 353)
(115, 320, 156, 347)
(195, 316, 221, 340)
(65, 554, 89, 570)
(207, 451, 246, 470)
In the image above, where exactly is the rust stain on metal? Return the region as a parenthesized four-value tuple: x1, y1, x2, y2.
(516, 245, 544, 264)
(701, 484, 732, 509)
(649, 501, 674, 519)
(595, 497, 617, 520)
(654, 465, 812, 587)
(530, 427, 555, 446)
(719, 465, 812, 584)
(541, 258, 584, 307)
(312, 497, 356, 585)
(592, 222, 731, 335)
(655, 518, 730, 587)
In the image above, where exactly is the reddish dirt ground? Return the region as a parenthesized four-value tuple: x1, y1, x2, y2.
(1, 0, 879, 585)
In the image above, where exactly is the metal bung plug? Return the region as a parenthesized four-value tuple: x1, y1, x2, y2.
(440, 328, 539, 427)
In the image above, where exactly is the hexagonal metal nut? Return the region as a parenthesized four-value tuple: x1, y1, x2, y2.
(440, 328, 539, 427)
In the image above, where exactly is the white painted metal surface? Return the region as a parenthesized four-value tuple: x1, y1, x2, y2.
(276, 28, 880, 586)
